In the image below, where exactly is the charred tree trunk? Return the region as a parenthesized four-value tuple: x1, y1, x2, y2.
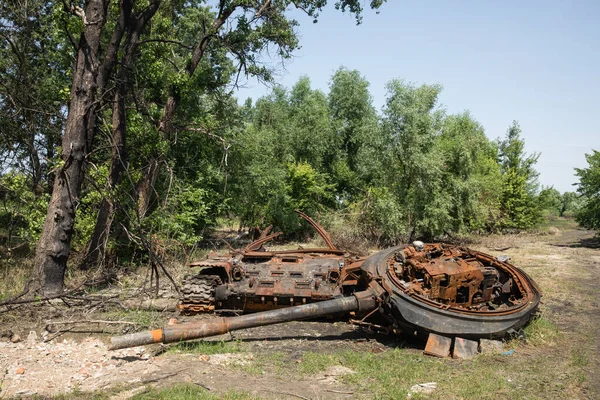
(32, 0, 110, 295)
(81, 1, 160, 270)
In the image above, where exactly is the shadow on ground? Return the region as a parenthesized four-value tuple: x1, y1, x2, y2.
(551, 236, 600, 249)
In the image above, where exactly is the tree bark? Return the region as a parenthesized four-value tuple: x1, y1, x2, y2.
(81, 1, 161, 269)
(80, 87, 126, 270)
(32, 0, 110, 295)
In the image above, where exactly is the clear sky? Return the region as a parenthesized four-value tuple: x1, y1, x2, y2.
(235, 0, 600, 193)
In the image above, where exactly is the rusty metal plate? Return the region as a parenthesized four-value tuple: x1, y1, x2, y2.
(452, 337, 479, 359)
(424, 333, 452, 358)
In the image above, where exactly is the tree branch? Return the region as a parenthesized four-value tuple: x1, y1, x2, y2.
(183, 126, 227, 144)
(138, 38, 193, 50)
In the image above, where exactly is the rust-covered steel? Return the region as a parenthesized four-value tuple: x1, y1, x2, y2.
(110, 285, 381, 350)
(179, 211, 361, 315)
(364, 242, 541, 338)
(111, 214, 542, 351)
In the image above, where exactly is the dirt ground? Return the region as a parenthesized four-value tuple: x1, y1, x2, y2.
(0, 226, 598, 399)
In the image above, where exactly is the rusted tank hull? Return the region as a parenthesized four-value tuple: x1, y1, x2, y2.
(179, 211, 362, 315)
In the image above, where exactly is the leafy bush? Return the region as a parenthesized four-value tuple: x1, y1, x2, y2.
(575, 150, 600, 231)
(145, 178, 221, 247)
(0, 172, 49, 246)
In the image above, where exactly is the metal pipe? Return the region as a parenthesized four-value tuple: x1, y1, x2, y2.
(110, 290, 378, 350)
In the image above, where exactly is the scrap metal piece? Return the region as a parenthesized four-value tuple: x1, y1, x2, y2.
(452, 337, 479, 359)
(424, 333, 452, 358)
(294, 210, 336, 250)
(361, 242, 542, 339)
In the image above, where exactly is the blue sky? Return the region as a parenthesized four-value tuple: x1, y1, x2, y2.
(235, 0, 600, 193)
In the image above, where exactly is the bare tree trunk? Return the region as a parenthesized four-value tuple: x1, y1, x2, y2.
(81, 1, 161, 269)
(80, 88, 126, 270)
(32, 0, 110, 295)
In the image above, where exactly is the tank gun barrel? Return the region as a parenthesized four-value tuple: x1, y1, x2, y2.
(110, 288, 380, 350)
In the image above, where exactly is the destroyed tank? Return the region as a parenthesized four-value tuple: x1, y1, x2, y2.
(111, 223, 541, 350)
(178, 211, 364, 315)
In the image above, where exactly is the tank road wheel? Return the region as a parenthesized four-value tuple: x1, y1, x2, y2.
(179, 274, 222, 315)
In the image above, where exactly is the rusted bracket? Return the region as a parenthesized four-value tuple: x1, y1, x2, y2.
(295, 210, 336, 250)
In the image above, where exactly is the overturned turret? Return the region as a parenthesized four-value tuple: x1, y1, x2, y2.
(361, 242, 541, 339)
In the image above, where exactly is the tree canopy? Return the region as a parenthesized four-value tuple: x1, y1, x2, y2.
(1, 0, 581, 296)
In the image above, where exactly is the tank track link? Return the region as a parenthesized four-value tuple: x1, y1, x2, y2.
(178, 274, 222, 315)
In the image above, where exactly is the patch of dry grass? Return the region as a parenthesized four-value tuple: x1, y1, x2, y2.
(0, 258, 32, 301)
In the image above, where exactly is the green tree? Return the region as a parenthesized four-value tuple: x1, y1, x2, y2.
(0, 1, 69, 195)
(538, 187, 563, 216)
(377, 80, 445, 240)
(560, 191, 582, 217)
(287, 77, 336, 168)
(327, 67, 377, 201)
(437, 112, 502, 232)
(574, 150, 600, 230)
(497, 121, 542, 229)
(229, 77, 336, 235)
(23, 0, 387, 294)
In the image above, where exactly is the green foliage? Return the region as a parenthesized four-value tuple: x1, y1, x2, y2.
(286, 162, 334, 212)
(538, 187, 563, 216)
(437, 112, 503, 232)
(560, 191, 583, 217)
(0, 0, 69, 194)
(1, 0, 553, 266)
(230, 74, 552, 243)
(145, 178, 222, 247)
(229, 79, 337, 235)
(500, 169, 540, 229)
(0, 172, 49, 245)
(369, 80, 448, 240)
(574, 150, 600, 230)
(72, 165, 109, 249)
(497, 122, 543, 230)
(328, 67, 377, 200)
(352, 186, 407, 243)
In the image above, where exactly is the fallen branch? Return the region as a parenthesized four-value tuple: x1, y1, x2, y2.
(44, 327, 74, 343)
(490, 246, 512, 251)
(265, 389, 311, 400)
(0, 283, 85, 306)
(46, 319, 138, 326)
(193, 382, 213, 391)
(323, 389, 354, 395)
(141, 369, 187, 384)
